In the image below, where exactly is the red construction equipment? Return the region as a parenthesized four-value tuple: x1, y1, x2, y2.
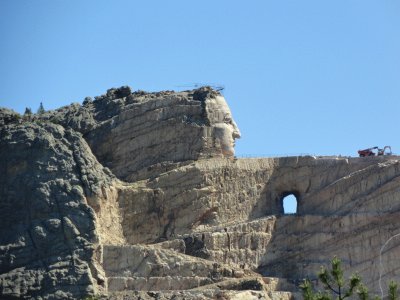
(358, 146, 392, 157)
(378, 146, 392, 156)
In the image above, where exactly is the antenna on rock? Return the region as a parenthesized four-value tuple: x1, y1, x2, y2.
(175, 83, 225, 92)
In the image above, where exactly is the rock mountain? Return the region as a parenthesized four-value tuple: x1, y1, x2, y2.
(1, 86, 400, 299)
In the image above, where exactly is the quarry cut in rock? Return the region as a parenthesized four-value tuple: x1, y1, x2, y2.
(1, 86, 400, 299)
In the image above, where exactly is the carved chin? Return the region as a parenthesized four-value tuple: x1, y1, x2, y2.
(221, 144, 235, 157)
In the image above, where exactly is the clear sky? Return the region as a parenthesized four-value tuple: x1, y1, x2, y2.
(1, 1, 399, 158)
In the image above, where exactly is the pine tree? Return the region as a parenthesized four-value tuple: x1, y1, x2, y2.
(37, 102, 45, 115)
(24, 107, 32, 115)
(389, 281, 399, 300)
(300, 257, 398, 300)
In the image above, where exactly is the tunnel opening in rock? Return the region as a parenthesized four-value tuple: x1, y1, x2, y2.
(282, 193, 298, 214)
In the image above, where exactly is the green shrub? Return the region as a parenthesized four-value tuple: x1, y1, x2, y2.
(300, 257, 398, 300)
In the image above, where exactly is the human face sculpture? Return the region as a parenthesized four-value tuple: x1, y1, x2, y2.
(205, 96, 241, 157)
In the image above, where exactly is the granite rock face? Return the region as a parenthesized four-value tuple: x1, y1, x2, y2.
(0, 122, 113, 299)
(117, 156, 400, 294)
(39, 86, 240, 182)
(1, 86, 400, 299)
(0, 108, 21, 126)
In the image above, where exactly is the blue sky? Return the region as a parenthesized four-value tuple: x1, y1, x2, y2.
(1, 1, 399, 158)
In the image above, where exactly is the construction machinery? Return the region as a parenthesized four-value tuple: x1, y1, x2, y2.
(358, 146, 392, 157)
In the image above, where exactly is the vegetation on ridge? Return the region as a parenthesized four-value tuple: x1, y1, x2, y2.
(301, 257, 398, 300)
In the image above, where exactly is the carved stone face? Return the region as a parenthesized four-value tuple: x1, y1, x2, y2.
(205, 96, 241, 157)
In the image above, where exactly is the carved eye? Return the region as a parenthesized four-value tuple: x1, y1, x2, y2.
(223, 115, 232, 124)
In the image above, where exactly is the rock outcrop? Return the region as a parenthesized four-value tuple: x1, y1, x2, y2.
(1, 86, 400, 299)
(38, 86, 240, 182)
(0, 122, 112, 299)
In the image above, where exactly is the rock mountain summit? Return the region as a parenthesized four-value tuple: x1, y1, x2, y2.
(1, 86, 400, 299)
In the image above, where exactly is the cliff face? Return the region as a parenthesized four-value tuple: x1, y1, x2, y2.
(0, 122, 112, 299)
(39, 87, 240, 182)
(1, 86, 400, 299)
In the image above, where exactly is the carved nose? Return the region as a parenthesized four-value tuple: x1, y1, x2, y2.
(233, 129, 241, 139)
(232, 121, 241, 139)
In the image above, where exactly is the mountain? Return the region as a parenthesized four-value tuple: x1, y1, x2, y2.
(1, 86, 399, 299)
